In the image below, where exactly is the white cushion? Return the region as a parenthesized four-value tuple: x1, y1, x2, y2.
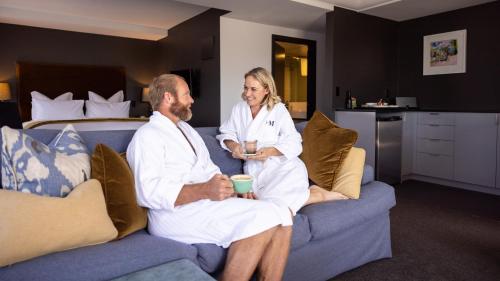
(88, 90, 124, 103)
(31, 99, 84, 120)
(85, 100, 130, 118)
(31, 91, 73, 101)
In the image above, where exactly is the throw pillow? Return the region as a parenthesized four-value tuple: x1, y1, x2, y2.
(0, 179, 118, 267)
(1, 124, 90, 197)
(332, 147, 366, 199)
(300, 111, 358, 191)
(91, 144, 147, 239)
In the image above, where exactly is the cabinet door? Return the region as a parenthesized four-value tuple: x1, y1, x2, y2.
(335, 111, 376, 167)
(402, 112, 416, 176)
(497, 114, 500, 189)
(454, 113, 497, 187)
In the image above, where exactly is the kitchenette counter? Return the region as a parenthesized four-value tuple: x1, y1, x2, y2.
(335, 108, 500, 113)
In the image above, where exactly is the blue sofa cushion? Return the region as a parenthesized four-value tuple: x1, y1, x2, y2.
(0, 230, 198, 281)
(1, 125, 90, 196)
(191, 213, 312, 273)
(196, 130, 243, 176)
(298, 181, 396, 241)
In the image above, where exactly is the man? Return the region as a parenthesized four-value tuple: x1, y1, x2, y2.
(127, 74, 293, 281)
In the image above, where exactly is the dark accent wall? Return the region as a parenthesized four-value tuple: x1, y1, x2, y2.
(327, 7, 398, 109)
(326, 1, 500, 112)
(398, 1, 500, 111)
(159, 9, 229, 127)
(0, 23, 160, 117)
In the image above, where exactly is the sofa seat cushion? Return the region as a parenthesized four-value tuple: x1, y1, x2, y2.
(192, 213, 312, 273)
(110, 259, 215, 281)
(298, 181, 396, 241)
(0, 230, 198, 281)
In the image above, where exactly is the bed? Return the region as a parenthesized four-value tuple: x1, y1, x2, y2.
(16, 62, 148, 131)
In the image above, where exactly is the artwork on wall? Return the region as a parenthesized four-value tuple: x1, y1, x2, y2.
(423, 29, 466, 75)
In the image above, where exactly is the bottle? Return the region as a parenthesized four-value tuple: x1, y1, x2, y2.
(345, 90, 352, 109)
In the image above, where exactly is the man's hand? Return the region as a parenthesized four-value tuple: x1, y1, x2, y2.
(205, 174, 235, 201)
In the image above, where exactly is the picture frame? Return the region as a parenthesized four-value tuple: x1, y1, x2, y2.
(423, 29, 466, 75)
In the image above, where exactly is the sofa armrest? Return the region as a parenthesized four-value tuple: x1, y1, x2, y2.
(361, 165, 374, 185)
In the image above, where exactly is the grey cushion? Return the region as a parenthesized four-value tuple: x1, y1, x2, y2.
(0, 231, 198, 281)
(361, 164, 374, 185)
(197, 133, 243, 176)
(111, 259, 215, 281)
(192, 213, 312, 273)
(298, 181, 396, 241)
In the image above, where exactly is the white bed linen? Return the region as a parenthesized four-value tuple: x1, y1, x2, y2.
(23, 118, 148, 131)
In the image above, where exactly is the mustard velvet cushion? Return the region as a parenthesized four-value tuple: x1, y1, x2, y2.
(333, 147, 366, 199)
(91, 144, 147, 239)
(301, 111, 358, 191)
(0, 179, 117, 267)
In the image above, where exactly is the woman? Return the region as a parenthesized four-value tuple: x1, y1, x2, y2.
(217, 67, 347, 215)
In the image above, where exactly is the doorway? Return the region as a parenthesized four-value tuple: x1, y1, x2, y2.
(272, 35, 316, 120)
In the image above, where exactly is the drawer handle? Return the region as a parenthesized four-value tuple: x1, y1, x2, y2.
(429, 112, 440, 115)
(428, 139, 440, 142)
(429, 124, 440, 127)
(427, 153, 440, 157)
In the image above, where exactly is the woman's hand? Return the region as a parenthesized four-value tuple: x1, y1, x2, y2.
(238, 192, 258, 200)
(224, 140, 246, 160)
(247, 147, 281, 161)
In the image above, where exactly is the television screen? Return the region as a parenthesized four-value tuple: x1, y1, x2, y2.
(171, 69, 200, 98)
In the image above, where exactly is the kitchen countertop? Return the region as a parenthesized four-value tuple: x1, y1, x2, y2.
(335, 108, 500, 113)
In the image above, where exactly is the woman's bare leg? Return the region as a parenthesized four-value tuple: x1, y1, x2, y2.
(303, 185, 348, 206)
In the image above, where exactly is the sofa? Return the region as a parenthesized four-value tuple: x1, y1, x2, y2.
(0, 126, 396, 281)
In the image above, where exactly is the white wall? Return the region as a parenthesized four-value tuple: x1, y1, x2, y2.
(220, 17, 326, 122)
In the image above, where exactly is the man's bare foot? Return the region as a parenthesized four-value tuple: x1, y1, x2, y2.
(310, 185, 349, 201)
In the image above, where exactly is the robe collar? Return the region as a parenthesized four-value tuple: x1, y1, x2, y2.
(246, 104, 270, 140)
(150, 111, 196, 156)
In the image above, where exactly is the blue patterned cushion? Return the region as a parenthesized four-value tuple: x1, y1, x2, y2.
(1, 125, 90, 197)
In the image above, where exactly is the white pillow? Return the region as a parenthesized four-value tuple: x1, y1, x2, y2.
(31, 99, 85, 120)
(88, 90, 124, 103)
(85, 100, 130, 118)
(31, 91, 73, 101)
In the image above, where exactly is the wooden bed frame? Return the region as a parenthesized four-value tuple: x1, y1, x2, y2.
(16, 62, 126, 122)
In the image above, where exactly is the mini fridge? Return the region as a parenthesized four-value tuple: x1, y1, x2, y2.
(376, 113, 402, 185)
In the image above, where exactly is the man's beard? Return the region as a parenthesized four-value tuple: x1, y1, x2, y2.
(171, 99, 192, 121)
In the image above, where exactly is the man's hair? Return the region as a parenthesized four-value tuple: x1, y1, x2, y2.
(241, 67, 281, 110)
(148, 74, 184, 111)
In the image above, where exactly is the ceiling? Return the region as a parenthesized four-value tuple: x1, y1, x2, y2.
(0, 0, 496, 41)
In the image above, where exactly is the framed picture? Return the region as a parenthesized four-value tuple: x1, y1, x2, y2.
(423, 29, 466, 75)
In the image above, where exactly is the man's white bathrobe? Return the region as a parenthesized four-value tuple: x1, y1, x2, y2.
(217, 102, 310, 214)
(127, 112, 292, 248)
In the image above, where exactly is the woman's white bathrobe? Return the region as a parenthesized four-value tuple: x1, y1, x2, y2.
(217, 102, 310, 214)
(127, 112, 292, 248)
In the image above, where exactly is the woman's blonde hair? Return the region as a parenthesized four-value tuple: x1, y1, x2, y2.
(242, 67, 281, 110)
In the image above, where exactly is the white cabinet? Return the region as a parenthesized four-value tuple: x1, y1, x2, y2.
(402, 112, 416, 176)
(454, 113, 497, 187)
(414, 112, 455, 180)
(335, 111, 376, 168)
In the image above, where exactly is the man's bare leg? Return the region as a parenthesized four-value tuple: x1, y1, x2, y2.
(304, 185, 349, 206)
(257, 225, 293, 281)
(220, 226, 277, 281)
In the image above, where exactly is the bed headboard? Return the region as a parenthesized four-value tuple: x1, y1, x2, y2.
(16, 62, 126, 122)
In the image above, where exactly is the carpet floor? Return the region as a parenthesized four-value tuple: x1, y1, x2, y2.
(330, 180, 500, 281)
